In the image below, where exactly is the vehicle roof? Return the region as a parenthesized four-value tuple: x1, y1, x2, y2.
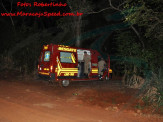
(46, 44, 100, 54)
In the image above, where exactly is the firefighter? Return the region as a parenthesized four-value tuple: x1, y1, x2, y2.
(83, 51, 91, 77)
(98, 57, 106, 78)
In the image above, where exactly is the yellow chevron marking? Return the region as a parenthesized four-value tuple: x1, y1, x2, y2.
(55, 56, 78, 76)
(38, 72, 49, 75)
(71, 53, 76, 63)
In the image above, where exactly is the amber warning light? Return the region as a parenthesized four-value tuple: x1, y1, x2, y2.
(109, 69, 112, 73)
(44, 45, 48, 50)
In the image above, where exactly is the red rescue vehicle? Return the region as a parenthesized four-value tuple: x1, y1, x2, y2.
(38, 44, 112, 86)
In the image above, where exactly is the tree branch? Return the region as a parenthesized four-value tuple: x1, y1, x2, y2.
(108, 0, 120, 11)
(1, 0, 15, 28)
(131, 25, 145, 49)
(10, 0, 13, 12)
(150, 20, 163, 31)
(86, 7, 112, 15)
(67, 0, 73, 12)
(108, 0, 145, 50)
(118, 1, 127, 9)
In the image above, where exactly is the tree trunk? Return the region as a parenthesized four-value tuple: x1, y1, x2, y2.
(76, 15, 82, 47)
(122, 68, 127, 86)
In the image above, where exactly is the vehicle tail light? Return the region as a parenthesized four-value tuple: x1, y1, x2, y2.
(38, 65, 40, 69)
(109, 69, 112, 73)
(50, 65, 53, 72)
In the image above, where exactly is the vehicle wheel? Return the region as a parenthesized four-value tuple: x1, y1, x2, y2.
(61, 80, 70, 87)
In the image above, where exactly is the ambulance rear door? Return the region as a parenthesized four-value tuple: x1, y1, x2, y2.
(38, 45, 52, 75)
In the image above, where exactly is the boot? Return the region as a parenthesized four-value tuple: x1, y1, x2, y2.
(84, 73, 88, 78)
(86, 74, 88, 78)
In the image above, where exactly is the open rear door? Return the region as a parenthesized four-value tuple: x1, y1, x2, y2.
(77, 49, 91, 78)
(107, 55, 112, 79)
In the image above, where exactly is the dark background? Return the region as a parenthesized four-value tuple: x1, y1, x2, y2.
(0, 0, 162, 78)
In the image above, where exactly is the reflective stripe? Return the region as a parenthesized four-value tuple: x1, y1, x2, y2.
(55, 56, 78, 76)
(91, 68, 98, 73)
(71, 53, 76, 63)
(38, 72, 49, 75)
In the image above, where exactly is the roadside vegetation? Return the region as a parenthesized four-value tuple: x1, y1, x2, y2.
(113, 0, 163, 114)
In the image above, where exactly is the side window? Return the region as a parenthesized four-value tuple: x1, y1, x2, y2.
(60, 52, 76, 63)
(44, 51, 50, 61)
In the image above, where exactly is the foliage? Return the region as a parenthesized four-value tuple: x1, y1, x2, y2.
(155, 77, 163, 109)
(156, 90, 163, 108)
(114, 0, 163, 112)
(115, 31, 142, 57)
(124, 0, 163, 40)
(142, 96, 150, 106)
(67, 0, 94, 13)
(115, 0, 162, 74)
(0, 19, 65, 75)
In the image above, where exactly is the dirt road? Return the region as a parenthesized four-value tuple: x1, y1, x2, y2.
(0, 79, 162, 122)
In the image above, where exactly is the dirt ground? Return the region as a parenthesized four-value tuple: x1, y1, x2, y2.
(0, 76, 163, 122)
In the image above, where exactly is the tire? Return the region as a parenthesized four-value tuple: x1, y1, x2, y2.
(61, 80, 70, 87)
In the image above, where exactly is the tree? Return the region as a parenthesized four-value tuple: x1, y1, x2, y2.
(57, 0, 94, 47)
(123, 0, 163, 72)
(114, 0, 163, 111)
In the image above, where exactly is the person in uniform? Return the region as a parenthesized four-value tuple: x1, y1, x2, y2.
(98, 58, 106, 78)
(83, 51, 91, 77)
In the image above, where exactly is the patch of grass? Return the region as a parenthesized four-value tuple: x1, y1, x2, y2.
(155, 90, 163, 114)
(135, 103, 144, 110)
(142, 96, 150, 106)
(156, 91, 163, 106)
(72, 93, 78, 96)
